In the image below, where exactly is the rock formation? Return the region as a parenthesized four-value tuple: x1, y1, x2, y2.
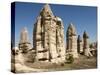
(83, 31, 92, 56)
(19, 27, 31, 53)
(33, 4, 65, 63)
(17, 4, 95, 64)
(77, 35, 83, 54)
(11, 3, 97, 73)
(66, 23, 78, 58)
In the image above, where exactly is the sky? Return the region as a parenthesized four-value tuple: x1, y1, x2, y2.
(13, 2, 97, 47)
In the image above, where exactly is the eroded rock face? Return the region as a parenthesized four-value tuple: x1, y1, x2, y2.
(77, 35, 83, 54)
(19, 27, 31, 53)
(33, 4, 65, 63)
(66, 23, 78, 58)
(83, 31, 92, 57)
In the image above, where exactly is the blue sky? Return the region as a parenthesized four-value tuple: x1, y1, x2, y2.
(14, 2, 97, 46)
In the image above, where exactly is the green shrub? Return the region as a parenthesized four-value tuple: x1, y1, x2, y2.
(65, 54, 74, 64)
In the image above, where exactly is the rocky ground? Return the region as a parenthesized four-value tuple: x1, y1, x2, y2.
(11, 54, 97, 73)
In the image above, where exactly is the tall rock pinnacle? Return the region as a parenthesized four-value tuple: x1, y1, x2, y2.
(33, 4, 65, 63)
(40, 4, 54, 17)
(66, 23, 78, 58)
(19, 27, 29, 44)
(19, 27, 31, 53)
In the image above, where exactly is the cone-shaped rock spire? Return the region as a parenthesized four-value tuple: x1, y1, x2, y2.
(83, 31, 89, 38)
(33, 4, 65, 63)
(19, 27, 31, 53)
(40, 4, 54, 17)
(77, 35, 83, 53)
(78, 35, 82, 42)
(66, 22, 78, 58)
(67, 23, 77, 36)
(83, 31, 93, 56)
(19, 27, 29, 44)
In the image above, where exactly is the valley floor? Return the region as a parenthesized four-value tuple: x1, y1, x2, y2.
(11, 55, 97, 73)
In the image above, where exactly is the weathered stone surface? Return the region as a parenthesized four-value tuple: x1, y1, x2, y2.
(83, 31, 92, 56)
(77, 35, 83, 54)
(66, 23, 78, 58)
(89, 42, 97, 56)
(19, 27, 31, 53)
(33, 4, 65, 63)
